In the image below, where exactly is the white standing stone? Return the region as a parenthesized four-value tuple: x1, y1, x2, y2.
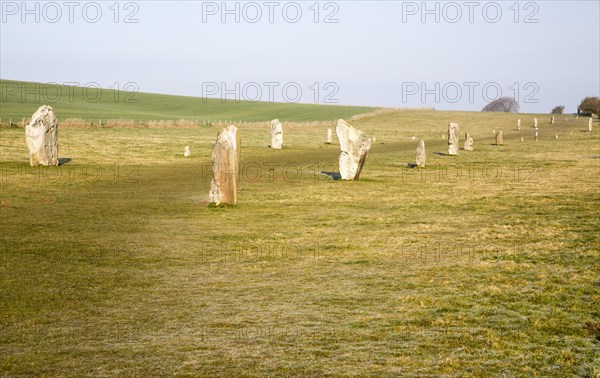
(555, 134, 559, 139)
(448, 123, 459, 156)
(184, 145, 191, 157)
(589, 118, 593, 132)
(517, 119, 521, 131)
(496, 130, 503, 145)
(463, 132, 474, 151)
(534, 118, 538, 127)
(270, 119, 283, 149)
(336, 119, 372, 180)
(209, 125, 240, 206)
(520, 137, 524, 142)
(25, 105, 58, 166)
(416, 139, 426, 168)
(551, 116, 555, 124)
(535, 130, 539, 142)
(326, 128, 333, 144)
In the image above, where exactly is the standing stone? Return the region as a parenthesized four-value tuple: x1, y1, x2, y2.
(550, 116, 555, 124)
(336, 119, 372, 180)
(463, 132, 474, 151)
(535, 130, 539, 141)
(209, 125, 240, 206)
(565, 118, 568, 123)
(495, 130, 503, 145)
(534, 118, 538, 127)
(447, 123, 459, 155)
(555, 134, 559, 139)
(589, 118, 593, 132)
(442, 134, 446, 139)
(517, 119, 521, 131)
(184, 145, 191, 157)
(25, 105, 58, 166)
(416, 139, 426, 168)
(326, 128, 333, 144)
(520, 137, 524, 142)
(270, 119, 283, 149)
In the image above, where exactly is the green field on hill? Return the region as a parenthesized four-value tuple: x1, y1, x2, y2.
(1, 101, 599, 375)
(0, 79, 378, 123)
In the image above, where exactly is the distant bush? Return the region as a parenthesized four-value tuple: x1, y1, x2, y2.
(482, 97, 520, 113)
(578, 97, 600, 117)
(551, 106, 565, 114)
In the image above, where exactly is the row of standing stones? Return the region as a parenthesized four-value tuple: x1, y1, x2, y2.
(20, 105, 596, 206)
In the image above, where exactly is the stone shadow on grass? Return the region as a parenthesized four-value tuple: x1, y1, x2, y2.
(58, 158, 72, 166)
(320, 171, 341, 180)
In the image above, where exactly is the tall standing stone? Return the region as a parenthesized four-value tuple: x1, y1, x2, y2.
(464, 132, 474, 151)
(209, 125, 240, 206)
(416, 139, 426, 168)
(496, 130, 503, 145)
(270, 119, 283, 149)
(534, 118, 538, 127)
(550, 116, 555, 124)
(520, 137, 524, 142)
(589, 118, 593, 132)
(336, 119, 372, 180)
(326, 128, 333, 144)
(447, 123, 459, 155)
(184, 145, 191, 157)
(517, 119, 521, 131)
(535, 130, 539, 141)
(25, 105, 59, 166)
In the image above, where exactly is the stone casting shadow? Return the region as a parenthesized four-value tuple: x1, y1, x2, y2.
(58, 158, 72, 166)
(433, 152, 447, 156)
(320, 171, 341, 180)
(406, 163, 418, 168)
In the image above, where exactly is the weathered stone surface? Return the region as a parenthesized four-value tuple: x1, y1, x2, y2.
(447, 123, 459, 155)
(589, 118, 593, 132)
(184, 145, 191, 157)
(496, 130, 503, 145)
(209, 125, 240, 205)
(464, 132, 474, 151)
(326, 128, 333, 144)
(534, 118, 538, 127)
(270, 119, 283, 149)
(336, 119, 372, 180)
(550, 116, 555, 124)
(25, 105, 58, 166)
(416, 139, 426, 168)
(517, 119, 521, 130)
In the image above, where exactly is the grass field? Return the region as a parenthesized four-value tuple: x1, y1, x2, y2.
(0, 80, 377, 123)
(1, 109, 599, 376)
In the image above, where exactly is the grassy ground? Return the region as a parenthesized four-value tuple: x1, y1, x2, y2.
(1, 110, 599, 376)
(0, 79, 376, 122)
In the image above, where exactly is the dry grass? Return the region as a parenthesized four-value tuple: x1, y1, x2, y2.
(0, 110, 598, 376)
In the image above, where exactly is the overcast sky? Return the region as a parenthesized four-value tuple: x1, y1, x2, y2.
(1, 0, 599, 113)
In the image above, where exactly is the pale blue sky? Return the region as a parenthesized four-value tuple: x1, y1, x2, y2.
(1, 0, 599, 113)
